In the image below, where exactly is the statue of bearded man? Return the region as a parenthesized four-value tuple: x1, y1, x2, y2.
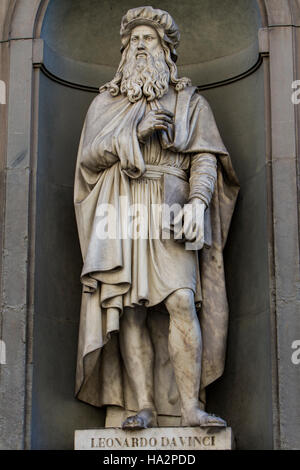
(74, 6, 239, 429)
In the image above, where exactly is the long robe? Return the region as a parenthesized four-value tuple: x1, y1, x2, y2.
(74, 85, 239, 417)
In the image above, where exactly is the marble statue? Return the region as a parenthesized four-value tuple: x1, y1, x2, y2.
(74, 6, 239, 429)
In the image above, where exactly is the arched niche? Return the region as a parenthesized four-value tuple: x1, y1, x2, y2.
(30, 0, 273, 451)
(40, 0, 261, 88)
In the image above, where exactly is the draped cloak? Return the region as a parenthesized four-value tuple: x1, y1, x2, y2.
(74, 85, 239, 418)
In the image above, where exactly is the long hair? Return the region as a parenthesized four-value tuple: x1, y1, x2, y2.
(100, 41, 191, 97)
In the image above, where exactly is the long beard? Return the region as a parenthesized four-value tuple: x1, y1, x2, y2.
(120, 49, 170, 103)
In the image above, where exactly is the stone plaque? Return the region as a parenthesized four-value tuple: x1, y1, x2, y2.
(74, 427, 234, 450)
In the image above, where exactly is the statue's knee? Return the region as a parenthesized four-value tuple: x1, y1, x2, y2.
(165, 289, 195, 316)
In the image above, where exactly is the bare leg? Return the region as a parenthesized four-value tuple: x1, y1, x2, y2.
(164, 289, 226, 427)
(119, 306, 157, 429)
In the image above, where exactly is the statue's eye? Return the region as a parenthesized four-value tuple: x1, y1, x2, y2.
(131, 37, 138, 42)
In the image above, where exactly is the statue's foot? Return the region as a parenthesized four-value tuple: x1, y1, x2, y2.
(122, 408, 157, 430)
(181, 408, 226, 427)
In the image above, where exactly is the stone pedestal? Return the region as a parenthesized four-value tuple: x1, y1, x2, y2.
(74, 427, 234, 450)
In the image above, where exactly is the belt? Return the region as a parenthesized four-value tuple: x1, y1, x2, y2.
(143, 164, 188, 181)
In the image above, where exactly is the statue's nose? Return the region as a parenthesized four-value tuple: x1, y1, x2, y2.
(137, 40, 146, 50)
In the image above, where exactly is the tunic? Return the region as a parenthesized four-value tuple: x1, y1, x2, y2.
(122, 129, 204, 308)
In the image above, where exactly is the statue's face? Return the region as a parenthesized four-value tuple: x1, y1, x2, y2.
(129, 25, 162, 59)
(121, 24, 169, 102)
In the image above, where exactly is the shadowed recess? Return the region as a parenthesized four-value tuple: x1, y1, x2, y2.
(41, 0, 261, 87)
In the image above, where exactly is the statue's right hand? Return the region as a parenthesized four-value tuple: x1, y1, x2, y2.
(137, 109, 174, 143)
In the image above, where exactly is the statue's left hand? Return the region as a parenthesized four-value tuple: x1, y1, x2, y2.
(174, 198, 206, 250)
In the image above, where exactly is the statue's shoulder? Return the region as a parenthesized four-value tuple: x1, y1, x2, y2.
(86, 90, 119, 118)
(190, 88, 212, 109)
(189, 89, 217, 119)
(177, 85, 211, 110)
(89, 89, 112, 107)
